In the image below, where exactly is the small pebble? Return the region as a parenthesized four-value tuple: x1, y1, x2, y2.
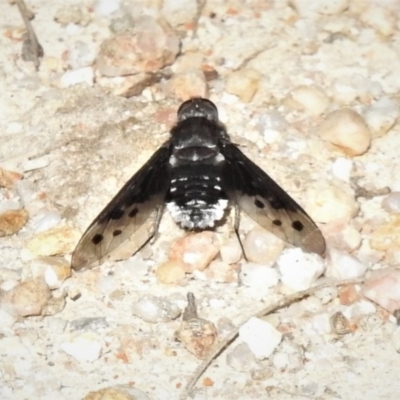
(132, 294, 180, 323)
(289, 0, 349, 16)
(0, 168, 23, 188)
(161, 0, 199, 29)
(239, 317, 282, 359)
(314, 285, 338, 305)
(276, 248, 325, 291)
(323, 221, 361, 252)
(1, 279, 52, 317)
(325, 249, 367, 280)
(169, 232, 220, 273)
(330, 311, 355, 335)
(382, 192, 400, 214)
(155, 260, 186, 285)
(59, 67, 94, 88)
(164, 69, 208, 100)
(360, 5, 396, 37)
(364, 97, 399, 138)
(226, 343, 257, 371)
(285, 85, 329, 116)
(26, 226, 80, 258)
(305, 183, 358, 223)
(344, 300, 376, 319)
(171, 52, 204, 74)
(61, 332, 102, 362)
(240, 262, 279, 288)
(54, 5, 90, 26)
(243, 227, 285, 265)
(176, 317, 218, 359)
(0, 209, 28, 236)
(29, 257, 72, 289)
(369, 216, 400, 251)
(318, 108, 371, 156)
(363, 268, 400, 314)
(303, 313, 332, 336)
(67, 40, 97, 69)
(204, 260, 238, 283)
(220, 237, 242, 264)
(331, 157, 353, 182)
(225, 68, 262, 102)
(83, 386, 151, 400)
(96, 17, 179, 77)
(93, 0, 121, 16)
(33, 211, 62, 232)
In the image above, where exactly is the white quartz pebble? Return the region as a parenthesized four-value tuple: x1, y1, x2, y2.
(61, 332, 102, 362)
(60, 67, 94, 88)
(364, 97, 399, 138)
(240, 263, 279, 288)
(325, 249, 367, 279)
(276, 248, 325, 291)
(132, 295, 180, 323)
(331, 157, 353, 182)
(239, 317, 282, 359)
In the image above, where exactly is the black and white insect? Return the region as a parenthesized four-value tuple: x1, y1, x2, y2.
(72, 98, 325, 270)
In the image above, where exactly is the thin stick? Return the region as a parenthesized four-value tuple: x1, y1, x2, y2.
(15, 0, 43, 70)
(180, 277, 365, 400)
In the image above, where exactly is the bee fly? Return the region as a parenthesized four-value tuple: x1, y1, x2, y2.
(72, 98, 325, 270)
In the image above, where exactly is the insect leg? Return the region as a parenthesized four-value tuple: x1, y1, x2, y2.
(233, 204, 248, 261)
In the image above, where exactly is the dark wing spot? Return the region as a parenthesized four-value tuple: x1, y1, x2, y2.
(254, 199, 265, 209)
(272, 219, 282, 226)
(292, 221, 304, 231)
(128, 208, 138, 218)
(113, 229, 122, 237)
(110, 209, 124, 220)
(269, 198, 284, 210)
(92, 234, 103, 245)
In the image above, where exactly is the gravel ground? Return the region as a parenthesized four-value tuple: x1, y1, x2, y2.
(1, 1, 400, 400)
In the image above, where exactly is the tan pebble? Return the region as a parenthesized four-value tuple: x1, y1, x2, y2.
(360, 6, 396, 36)
(83, 388, 134, 400)
(203, 260, 238, 283)
(338, 284, 360, 305)
(369, 216, 400, 251)
(169, 232, 220, 273)
(305, 183, 358, 223)
(29, 257, 72, 289)
(83, 386, 150, 400)
(243, 227, 285, 264)
(96, 17, 179, 77)
(176, 317, 218, 359)
(0, 209, 29, 237)
(26, 226, 80, 257)
(318, 108, 371, 156)
(285, 85, 329, 116)
(164, 69, 208, 100)
(0, 168, 23, 188)
(220, 237, 242, 264)
(1, 279, 51, 317)
(363, 268, 400, 313)
(41, 293, 66, 316)
(322, 219, 361, 252)
(155, 261, 186, 284)
(225, 68, 262, 102)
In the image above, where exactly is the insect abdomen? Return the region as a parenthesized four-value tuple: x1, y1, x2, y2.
(166, 165, 228, 229)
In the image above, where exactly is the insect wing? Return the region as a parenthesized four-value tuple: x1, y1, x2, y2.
(72, 144, 171, 270)
(221, 144, 326, 255)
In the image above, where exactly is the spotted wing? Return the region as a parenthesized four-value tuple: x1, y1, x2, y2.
(220, 143, 326, 255)
(71, 144, 172, 271)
